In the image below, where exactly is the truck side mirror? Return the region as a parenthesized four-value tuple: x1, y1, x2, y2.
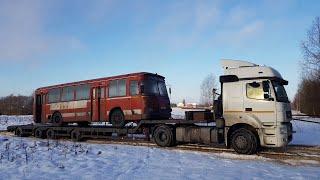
(262, 81, 269, 92)
(169, 87, 171, 95)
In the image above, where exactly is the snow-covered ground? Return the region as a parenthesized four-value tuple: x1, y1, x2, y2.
(0, 115, 33, 130)
(0, 136, 320, 179)
(0, 110, 320, 179)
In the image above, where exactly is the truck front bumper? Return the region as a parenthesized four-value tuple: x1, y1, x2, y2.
(262, 122, 293, 148)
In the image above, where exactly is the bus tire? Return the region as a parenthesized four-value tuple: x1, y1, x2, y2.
(52, 112, 63, 125)
(34, 128, 46, 139)
(153, 125, 174, 147)
(110, 109, 126, 128)
(71, 130, 82, 142)
(46, 129, 56, 139)
(231, 128, 258, 154)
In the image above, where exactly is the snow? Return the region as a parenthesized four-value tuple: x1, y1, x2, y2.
(291, 119, 320, 146)
(0, 110, 320, 179)
(0, 115, 33, 130)
(0, 136, 319, 179)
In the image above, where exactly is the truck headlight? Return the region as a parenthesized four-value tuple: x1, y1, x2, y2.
(280, 126, 287, 134)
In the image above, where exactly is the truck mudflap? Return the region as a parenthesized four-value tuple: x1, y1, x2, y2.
(175, 127, 224, 144)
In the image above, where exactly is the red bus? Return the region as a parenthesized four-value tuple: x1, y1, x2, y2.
(34, 72, 172, 127)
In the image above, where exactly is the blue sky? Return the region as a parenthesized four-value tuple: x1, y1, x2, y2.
(0, 0, 319, 103)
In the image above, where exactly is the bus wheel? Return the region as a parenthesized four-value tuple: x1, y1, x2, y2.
(153, 125, 174, 147)
(46, 129, 56, 139)
(110, 109, 126, 128)
(15, 127, 24, 137)
(71, 130, 82, 142)
(52, 112, 63, 125)
(34, 128, 46, 139)
(231, 128, 258, 154)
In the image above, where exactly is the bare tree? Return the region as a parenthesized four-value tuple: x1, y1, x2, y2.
(293, 17, 320, 115)
(301, 17, 320, 76)
(200, 73, 217, 106)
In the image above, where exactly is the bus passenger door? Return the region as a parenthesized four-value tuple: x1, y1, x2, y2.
(35, 94, 42, 123)
(91, 87, 101, 122)
(99, 87, 106, 121)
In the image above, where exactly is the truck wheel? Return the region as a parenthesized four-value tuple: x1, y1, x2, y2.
(71, 130, 82, 142)
(52, 112, 63, 125)
(231, 128, 258, 154)
(153, 125, 174, 147)
(110, 109, 126, 128)
(46, 129, 56, 139)
(34, 128, 46, 139)
(15, 127, 24, 137)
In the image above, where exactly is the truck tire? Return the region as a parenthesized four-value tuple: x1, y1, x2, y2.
(34, 128, 46, 139)
(153, 125, 174, 147)
(52, 112, 63, 125)
(46, 128, 56, 139)
(110, 109, 126, 128)
(71, 130, 82, 142)
(231, 128, 258, 154)
(15, 127, 24, 137)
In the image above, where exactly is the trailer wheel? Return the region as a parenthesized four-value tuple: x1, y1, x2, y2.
(34, 128, 46, 139)
(46, 129, 56, 139)
(71, 130, 82, 142)
(231, 128, 258, 154)
(15, 127, 24, 137)
(110, 109, 126, 128)
(153, 125, 174, 147)
(52, 112, 63, 125)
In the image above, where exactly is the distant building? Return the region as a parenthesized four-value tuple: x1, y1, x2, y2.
(185, 103, 198, 108)
(177, 103, 185, 108)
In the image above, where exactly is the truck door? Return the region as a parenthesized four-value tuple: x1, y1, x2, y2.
(243, 80, 276, 123)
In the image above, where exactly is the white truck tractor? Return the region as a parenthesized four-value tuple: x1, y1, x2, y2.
(216, 59, 293, 154)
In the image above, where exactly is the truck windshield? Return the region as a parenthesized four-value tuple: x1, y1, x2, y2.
(272, 81, 289, 103)
(143, 79, 168, 96)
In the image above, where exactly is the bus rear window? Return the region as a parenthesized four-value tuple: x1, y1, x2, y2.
(48, 88, 61, 103)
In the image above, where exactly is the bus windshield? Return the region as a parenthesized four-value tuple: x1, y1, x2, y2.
(272, 81, 289, 103)
(143, 79, 168, 96)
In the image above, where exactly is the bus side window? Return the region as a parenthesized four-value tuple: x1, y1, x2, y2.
(109, 79, 127, 97)
(62, 86, 75, 101)
(48, 88, 61, 103)
(130, 81, 139, 96)
(76, 85, 90, 100)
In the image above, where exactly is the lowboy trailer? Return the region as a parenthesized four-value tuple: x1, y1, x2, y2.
(7, 59, 294, 155)
(7, 118, 225, 151)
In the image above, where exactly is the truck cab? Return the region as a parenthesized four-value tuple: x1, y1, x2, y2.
(220, 60, 293, 152)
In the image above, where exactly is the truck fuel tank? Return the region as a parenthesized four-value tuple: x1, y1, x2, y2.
(176, 126, 224, 144)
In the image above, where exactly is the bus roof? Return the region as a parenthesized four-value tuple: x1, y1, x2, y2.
(36, 72, 164, 91)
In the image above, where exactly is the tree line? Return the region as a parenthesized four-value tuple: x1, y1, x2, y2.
(292, 17, 320, 115)
(0, 95, 33, 115)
